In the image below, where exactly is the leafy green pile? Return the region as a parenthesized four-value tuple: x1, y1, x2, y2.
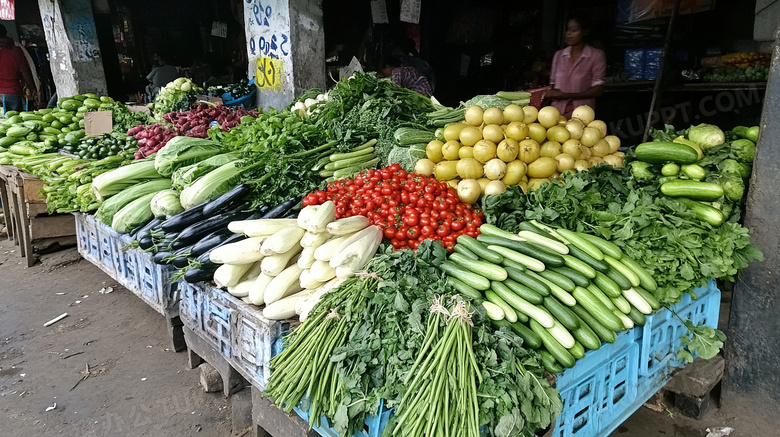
(211, 72, 434, 207)
(482, 165, 763, 304)
(307, 241, 558, 437)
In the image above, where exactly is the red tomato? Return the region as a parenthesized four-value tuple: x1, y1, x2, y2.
(384, 227, 396, 239)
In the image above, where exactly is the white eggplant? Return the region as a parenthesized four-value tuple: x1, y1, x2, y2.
(249, 273, 273, 305)
(264, 264, 304, 304)
(213, 263, 254, 289)
(297, 247, 317, 269)
(306, 201, 335, 233)
(239, 218, 297, 237)
(296, 204, 320, 229)
(313, 235, 349, 262)
(261, 226, 305, 255)
(261, 244, 303, 277)
(300, 231, 331, 248)
(326, 215, 369, 235)
(209, 237, 266, 265)
(309, 260, 336, 282)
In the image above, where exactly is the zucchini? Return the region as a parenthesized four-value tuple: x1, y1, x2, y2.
(503, 277, 544, 305)
(456, 235, 503, 264)
(570, 304, 617, 344)
(439, 261, 490, 290)
(660, 180, 724, 201)
(542, 296, 580, 330)
(449, 252, 507, 281)
(567, 244, 609, 273)
(485, 290, 518, 323)
(447, 277, 482, 300)
(530, 319, 575, 368)
(677, 198, 724, 227)
(550, 266, 590, 288)
(634, 141, 699, 164)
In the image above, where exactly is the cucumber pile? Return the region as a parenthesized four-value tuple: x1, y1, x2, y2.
(62, 132, 139, 159)
(441, 221, 659, 372)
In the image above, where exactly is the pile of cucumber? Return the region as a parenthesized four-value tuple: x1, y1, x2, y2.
(440, 221, 659, 373)
(61, 132, 139, 159)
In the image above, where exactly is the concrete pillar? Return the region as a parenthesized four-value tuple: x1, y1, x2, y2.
(722, 21, 780, 403)
(38, 0, 108, 97)
(243, 0, 325, 110)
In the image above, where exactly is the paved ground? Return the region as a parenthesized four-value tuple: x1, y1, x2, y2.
(0, 239, 232, 436)
(0, 237, 777, 437)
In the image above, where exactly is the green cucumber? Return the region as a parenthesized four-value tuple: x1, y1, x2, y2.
(562, 254, 597, 279)
(528, 319, 574, 367)
(479, 223, 523, 242)
(604, 266, 632, 291)
(622, 288, 653, 315)
(518, 230, 569, 254)
(567, 244, 609, 273)
(660, 180, 724, 201)
(479, 235, 564, 267)
(677, 198, 724, 227)
(454, 243, 479, 260)
(483, 301, 505, 321)
(568, 341, 586, 359)
(635, 141, 699, 164)
(485, 290, 518, 323)
(490, 245, 546, 272)
(446, 277, 482, 300)
(539, 269, 576, 292)
(439, 261, 490, 290)
(551, 265, 591, 288)
(500, 258, 526, 273)
(456, 234, 503, 264)
(571, 315, 602, 350)
(680, 164, 707, 180)
(661, 162, 680, 176)
(603, 256, 641, 288)
(528, 271, 576, 306)
(572, 286, 624, 332)
(627, 306, 648, 326)
(543, 296, 580, 330)
(556, 229, 604, 261)
(491, 281, 554, 328)
(578, 233, 623, 260)
(619, 255, 658, 292)
(504, 278, 544, 305)
(611, 294, 632, 314)
(570, 304, 617, 344)
(635, 287, 661, 311)
(539, 350, 564, 373)
(492, 319, 542, 349)
(502, 267, 550, 296)
(449, 252, 507, 281)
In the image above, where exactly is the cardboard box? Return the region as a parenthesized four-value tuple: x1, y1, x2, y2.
(84, 111, 113, 136)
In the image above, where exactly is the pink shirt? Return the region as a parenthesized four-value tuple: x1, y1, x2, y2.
(549, 45, 606, 117)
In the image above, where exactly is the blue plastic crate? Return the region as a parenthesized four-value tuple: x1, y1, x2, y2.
(232, 303, 289, 390)
(179, 282, 234, 357)
(222, 80, 257, 109)
(643, 48, 664, 80)
(96, 222, 123, 277)
(293, 399, 392, 437)
(135, 249, 180, 316)
(73, 213, 101, 265)
(636, 279, 720, 380)
(624, 48, 646, 81)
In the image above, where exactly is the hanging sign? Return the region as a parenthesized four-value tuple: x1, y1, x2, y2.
(211, 21, 228, 38)
(400, 0, 421, 24)
(256, 56, 285, 91)
(370, 0, 389, 24)
(0, 0, 14, 21)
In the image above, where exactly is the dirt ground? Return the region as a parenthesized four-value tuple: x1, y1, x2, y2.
(1, 237, 778, 437)
(0, 239, 232, 436)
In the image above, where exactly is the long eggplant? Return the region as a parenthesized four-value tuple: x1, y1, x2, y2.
(160, 200, 211, 233)
(187, 228, 234, 257)
(138, 235, 155, 250)
(184, 262, 219, 283)
(262, 197, 300, 219)
(171, 256, 191, 269)
(202, 184, 251, 217)
(176, 204, 252, 246)
(153, 251, 173, 265)
(130, 216, 164, 238)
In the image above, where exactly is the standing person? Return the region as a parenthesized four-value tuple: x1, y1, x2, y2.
(391, 39, 436, 92)
(0, 24, 36, 113)
(145, 54, 179, 100)
(378, 56, 433, 96)
(546, 11, 606, 119)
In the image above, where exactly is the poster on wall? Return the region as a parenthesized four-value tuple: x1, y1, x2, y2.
(0, 0, 14, 21)
(243, 0, 292, 93)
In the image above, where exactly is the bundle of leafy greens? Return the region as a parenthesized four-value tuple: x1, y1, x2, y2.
(306, 241, 559, 437)
(211, 72, 435, 207)
(482, 165, 763, 305)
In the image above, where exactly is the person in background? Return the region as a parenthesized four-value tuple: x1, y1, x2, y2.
(390, 39, 436, 93)
(0, 24, 36, 113)
(378, 55, 433, 96)
(545, 11, 606, 118)
(145, 54, 179, 100)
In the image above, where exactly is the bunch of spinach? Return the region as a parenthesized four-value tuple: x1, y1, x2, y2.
(324, 241, 559, 437)
(482, 165, 763, 305)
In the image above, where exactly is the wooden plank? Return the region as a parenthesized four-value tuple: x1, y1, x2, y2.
(29, 214, 76, 239)
(27, 203, 48, 218)
(14, 175, 32, 263)
(0, 177, 12, 240)
(0, 165, 18, 179)
(19, 173, 46, 204)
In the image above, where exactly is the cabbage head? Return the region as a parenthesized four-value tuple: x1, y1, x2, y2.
(730, 139, 756, 163)
(720, 175, 745, 202)
(719, 159, 751, 178)
(688, 124, 725, 150)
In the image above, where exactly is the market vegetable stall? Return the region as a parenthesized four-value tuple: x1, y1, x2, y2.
(0, 73, 764, 437)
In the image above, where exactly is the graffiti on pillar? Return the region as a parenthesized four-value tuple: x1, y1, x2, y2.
(68, 18, 101, 62)
(244, 0, 292, 92)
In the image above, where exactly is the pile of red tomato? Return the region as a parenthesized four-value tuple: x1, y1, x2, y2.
(302, 164, 483, 250)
